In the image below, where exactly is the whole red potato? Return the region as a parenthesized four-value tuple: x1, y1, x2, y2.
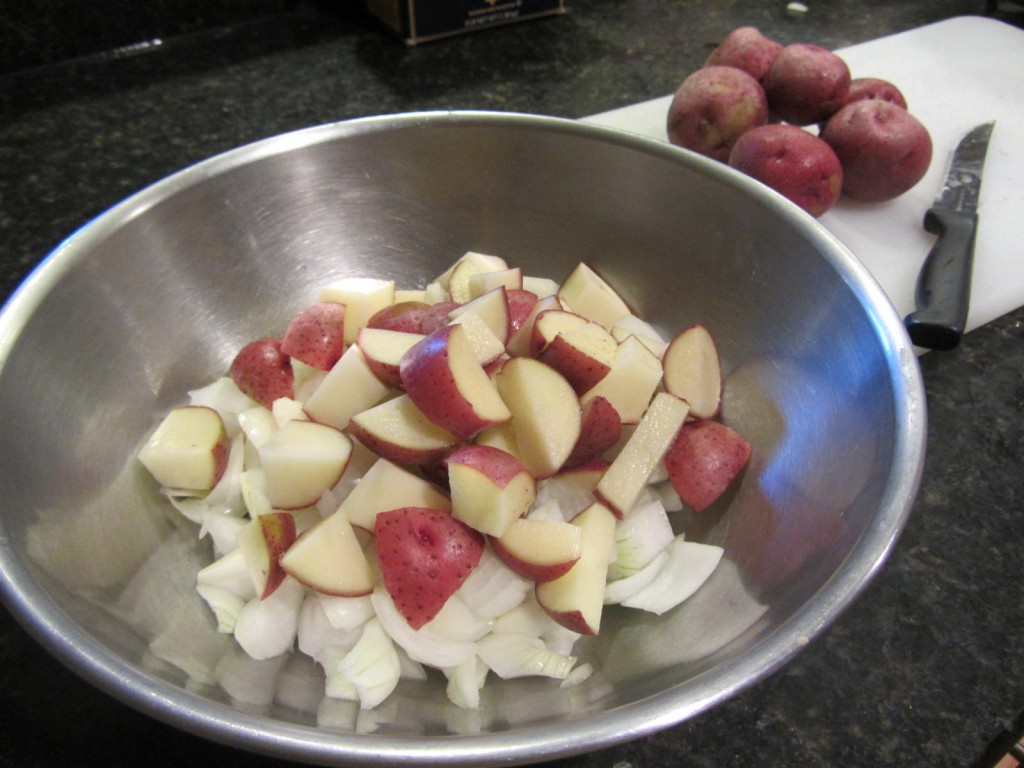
(821, 99, 932, 202)
(763, 43, 851, 126)
(841, 77, 908, 110)
(728, 124, 844, 217)
(667, 66, 769, 161)
(704, 26, 783, 82)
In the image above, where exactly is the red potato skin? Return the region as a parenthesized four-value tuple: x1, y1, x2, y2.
(446, 444, 530, 489)
(229, 338, 295, 408)
(537, 602, 595, 636)
(419, 301, 463, 333)
(346, 417, 460, 467)
(359, 355, 403, 390)
(210, 422, 231, 487)
(728, 124, 843, 217)
(821, 99, 933, 202)
(399, 325, 501, 441)
(667, 66, 770, 162)
(281, 301, 347, 370)
(367, 301, 460, 335)
(367, 301, 430, 332)
(375, 506, 484, 629)
(256, 512, 298, 599)
(563, 396, 622, 470)
(490, 537, 579, 583)
(763, 43, 851, 126)
(704, 26, 783, 82)
(665, 420, 752, 513)
(529, 309, 587, 358)
(536, 334, 612, 396)
(506, 288, 539, 336)
(841, 77, 908, 111)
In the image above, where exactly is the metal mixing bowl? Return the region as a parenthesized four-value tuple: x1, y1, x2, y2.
(0, 111, 925, 766)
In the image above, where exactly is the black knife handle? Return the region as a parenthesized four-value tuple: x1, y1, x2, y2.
(903, 208, 978, 351)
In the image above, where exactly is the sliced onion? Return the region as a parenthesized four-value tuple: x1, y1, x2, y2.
(198, 510, 247, 557)
(188, 377, 259, 437)
(607, 496, 675, 581)
(370, 587, 476, 669)
(425, 593, 494, 643)
(233, 577, 305, 660)
(456, 547, 531, 619)
(604, 550, 669, 605)
(339, 618, 402, 709)
(196, 548, 256, 599)
(477, 632, 576, 680)
(444, 656, 487, 710)
(298, 592, 362, 660)
(621, 538, 724, 615)
(196, 584, 247, 634)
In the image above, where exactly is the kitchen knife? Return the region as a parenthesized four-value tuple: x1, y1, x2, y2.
(904, 121, 995, 351)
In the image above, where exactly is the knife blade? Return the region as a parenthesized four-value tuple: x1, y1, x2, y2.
(904, 121, 995, 351)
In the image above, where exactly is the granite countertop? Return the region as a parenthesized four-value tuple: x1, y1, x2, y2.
(1, 1, 1022, 766)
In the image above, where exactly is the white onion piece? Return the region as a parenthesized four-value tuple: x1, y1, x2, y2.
(425, 593, 494, 643)
(233, 577, 305, 659)
(196, 549, 256, 599)
(560, 662, 594, 688)
(653, 479, 685, 512)
(238, 405, 276, 450)
(318, 644, 359, 700)
(298, 592, 362, 660)
(339, 618, 402, 709)
(196, 584, 247, 633)
(491, 595, 580, 655)
(188, 377, 259, 437)
(272, 397, 307, 426)
(542, 621, 582, 658)
(524, 499, 564, 522)
(444, 656, 487, 710)
(318, 594, 375, 631)
(370, 588, 476, 669)
(647, 459, 669, 485)
(534, 475, 593, 521)
(240, 468, 272, 518)
(456, 548, 531, 619)
(292, 360, 327, 402)
(198, 510, 247, 557)
(607, 497, 675, 581)
(604, 550, 669, 605)
(317, 487, 341, 518)
(621, 538, 724, 615)
(477, 632, 576, 680)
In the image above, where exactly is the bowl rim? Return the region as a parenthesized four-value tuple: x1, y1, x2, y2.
(0, 110, 927, 766)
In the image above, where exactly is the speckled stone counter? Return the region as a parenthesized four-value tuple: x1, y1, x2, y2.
(1, 2, 1022, 766)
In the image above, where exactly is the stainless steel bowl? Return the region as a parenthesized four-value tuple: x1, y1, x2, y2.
(0, 111, 925, 766)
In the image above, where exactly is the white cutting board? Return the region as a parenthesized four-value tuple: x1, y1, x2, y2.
(583, 16, 1024, 339)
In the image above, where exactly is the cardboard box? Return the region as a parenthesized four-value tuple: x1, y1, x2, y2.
(366, 0, 565, 45)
